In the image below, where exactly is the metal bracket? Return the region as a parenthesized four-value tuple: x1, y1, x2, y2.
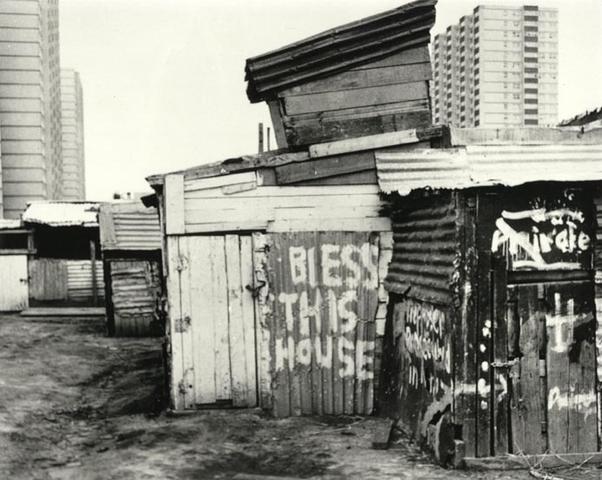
(246, 280, 266, 298)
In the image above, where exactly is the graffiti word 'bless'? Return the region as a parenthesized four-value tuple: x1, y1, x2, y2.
(274, 243, 378, 380)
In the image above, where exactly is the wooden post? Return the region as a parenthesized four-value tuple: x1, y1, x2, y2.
(258, 122, 264, 153)
(90, 239, 97, 306)
(267, 126, 271, 151)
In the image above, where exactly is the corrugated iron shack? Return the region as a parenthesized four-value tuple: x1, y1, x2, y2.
(146, 0, 438, 417)
(99, 201, 163, 337)
(375, 126, 602, 466)
(22, 201, 105, 307)
(0, 219, 32, 311)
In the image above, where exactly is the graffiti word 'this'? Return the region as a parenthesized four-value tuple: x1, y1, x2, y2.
(288, 243, 378, 290)
(276, 289, 374, 379)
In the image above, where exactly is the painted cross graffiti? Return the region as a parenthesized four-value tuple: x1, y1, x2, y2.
(491, 207, 591, 270)
(273, 241, 378, 380)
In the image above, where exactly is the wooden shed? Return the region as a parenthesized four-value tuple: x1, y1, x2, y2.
(375, 127, 602, 466)
(22, 201, 104, 308)
(0, 219, 31, 311)
(147, 126, 445, 416)
(245, 0, 436, 149)
(99, 201, 163, 337)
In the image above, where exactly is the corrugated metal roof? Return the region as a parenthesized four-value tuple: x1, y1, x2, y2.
(22, 202, 100, 227)
(99, 202, 161, 251)
(377, 144, 602, 195)
(245, 0, 437, 102)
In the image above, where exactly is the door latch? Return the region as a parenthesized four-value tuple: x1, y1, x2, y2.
(491, 359, 519, 369)
(246, 280, 266, 298)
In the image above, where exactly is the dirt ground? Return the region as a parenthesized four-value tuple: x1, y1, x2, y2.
(0, 313, 593, 479)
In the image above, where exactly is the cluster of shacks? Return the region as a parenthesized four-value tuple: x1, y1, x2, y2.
(4, 0, 602, 468)
(0, 200, 162, 338)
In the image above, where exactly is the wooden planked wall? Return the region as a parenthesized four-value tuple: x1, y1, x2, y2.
(167, 171, 391, 235)
(268, 46, 432, 148)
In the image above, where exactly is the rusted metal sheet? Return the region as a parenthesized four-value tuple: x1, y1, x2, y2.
(109, 260, 161, 337)
(376, 145, 602, 195)
(385, 192, 457, 306)
(66, 260, 104, 301)
(244, 0, 436, 102)
(99, 202, 161, 251)
(266, 231, 379, 417)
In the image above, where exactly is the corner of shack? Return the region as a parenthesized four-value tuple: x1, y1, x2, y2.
(376, 126, 602, 467)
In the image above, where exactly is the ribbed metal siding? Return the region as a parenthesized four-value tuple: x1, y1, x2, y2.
(66, 260, 105, 301)
(377, 145, 602, 195)
(267, 231, 380, 417)
(110, 260, 161, 336)
(385, 193, 457, 306)
(112, 210, 161, 251)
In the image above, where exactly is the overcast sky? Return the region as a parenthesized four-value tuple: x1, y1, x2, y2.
(60, 0, 602, 200)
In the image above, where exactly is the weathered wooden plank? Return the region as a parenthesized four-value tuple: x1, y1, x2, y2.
(275, 151, 375, 184)
(211, 236, 231, 401)
(284, 109, 432, 147)
(308, 129, 419, 158)
(283, 81, 429, 116)
(280, 62, 432, 97)
(186, 184, 381, 199)
(186, 192, 383, 208)
(185, 236, 216, 406)
(510, 285, 547, 455)
(267, 100, 288, 149)
(240, 235, 258, 407)
(184, 171, 258, 193)
(185, 221, 268, 234)
(226, 234, 248, 407)
(98, 204, 117, 249)
(166, 236, 186, 410)
(253, 233, 272, 410)
(267, 217, 391, 233)
(165, 174, 185, 235)
(349, 47, 430, 70)
(291, 170, 378, 186)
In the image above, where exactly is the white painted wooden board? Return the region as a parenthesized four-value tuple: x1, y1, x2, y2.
(0, 255, 28, 311)
(211, 236, 231, 401)
(240, 235, 258, 407)
(166, 236, 185, 410)
(165, 174, 185, 235)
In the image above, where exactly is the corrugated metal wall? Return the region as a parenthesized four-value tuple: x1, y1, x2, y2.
(112, 209, 161, 250)
(266, 231, 380, 417)
(66, 260, 104, 302)
(109, 260, 161, 336)
(385, 192, 457, 305)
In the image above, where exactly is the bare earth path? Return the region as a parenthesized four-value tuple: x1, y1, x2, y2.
(0, 314, 536, 479)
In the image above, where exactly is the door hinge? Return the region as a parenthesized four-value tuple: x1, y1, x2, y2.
(246, 279, 266, 298)
(174, 316, 191, 333)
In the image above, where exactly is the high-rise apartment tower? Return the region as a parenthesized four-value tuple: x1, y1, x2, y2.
(60, 69, 85, 200)
(432, 5, 558, 128)
(0, 0, 62, 219)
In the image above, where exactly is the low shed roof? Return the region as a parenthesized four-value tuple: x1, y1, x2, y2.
(22, 202, 100, 227)
(377, 127, 602, 195)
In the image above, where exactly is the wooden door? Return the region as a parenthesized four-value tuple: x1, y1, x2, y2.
(167, 234, 257, 410)
(29, 258, 68, 301)
(0, 255, 29, 311)
(484, 186, 598, 455)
